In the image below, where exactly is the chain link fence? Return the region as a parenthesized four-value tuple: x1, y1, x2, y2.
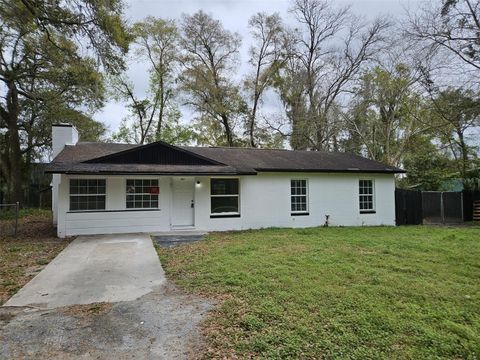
(0, 202, 19, 237)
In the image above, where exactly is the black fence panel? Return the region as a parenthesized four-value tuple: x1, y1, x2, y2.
(396, 189, 470, 225)
(443, 192, 463, 223)
(422, 191, 464, 224)
(463, 190, 480, 221)
(422, 192, 443, 224)
(395, 189, 422, 225)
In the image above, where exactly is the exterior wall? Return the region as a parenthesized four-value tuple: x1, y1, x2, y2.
(55, 172, 395, 237)
(56, 175, 172, 237)
(194, 172, 395, 232)
(52, 174, 60, 225)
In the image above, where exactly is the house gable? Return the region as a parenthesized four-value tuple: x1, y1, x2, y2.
(84, 140, 224, 166)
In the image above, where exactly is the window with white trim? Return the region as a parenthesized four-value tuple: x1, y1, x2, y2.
(210, 178, 239, 216)
(70, 179, 106, 211)
(126, 179, 159, 209)
(359, 179, 375, 213)
(291, 179, 308, 215)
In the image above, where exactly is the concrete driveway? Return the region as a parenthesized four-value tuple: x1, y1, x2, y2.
(4, 233, 165, 309)
(1, 282, 212, 359)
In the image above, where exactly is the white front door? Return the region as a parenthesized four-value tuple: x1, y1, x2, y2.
(172, 178, 195, 227)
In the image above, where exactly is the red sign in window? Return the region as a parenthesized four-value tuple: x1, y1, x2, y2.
(149, 186, 160, 195)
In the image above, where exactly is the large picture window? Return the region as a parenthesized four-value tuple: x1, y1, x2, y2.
(126, 179, 159, 209)
(359, 179, 375, 213)
(210, 178, 239, 216)
(70, 179, 106, 211)
(291, 179, 308, 215)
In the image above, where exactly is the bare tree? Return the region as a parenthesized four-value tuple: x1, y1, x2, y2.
(406, 0, 480, 76)
(179, 11, 245, 146)
(275, 0, 389, 150)
(244, 12, 287, 147)
(110, 76, 159, 144)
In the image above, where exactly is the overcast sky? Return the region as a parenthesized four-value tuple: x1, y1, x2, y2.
(95, 0, 426, 135)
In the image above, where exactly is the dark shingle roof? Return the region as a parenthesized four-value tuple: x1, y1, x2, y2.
(52, 142, 138, 163)
(183, 146, 403, 174)
(46, 141, 404, 175)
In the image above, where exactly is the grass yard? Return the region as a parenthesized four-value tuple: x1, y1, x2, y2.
(158, 226, 480, 359)
(0, 209, 70, 305)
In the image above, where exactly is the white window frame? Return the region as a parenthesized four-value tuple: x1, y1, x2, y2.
(69, 178, 106, 212)
(359, 178, 375, 213)
(125, 178, 159, 209)
(290, 179, 309, 215)
(210, 178, 240, 216)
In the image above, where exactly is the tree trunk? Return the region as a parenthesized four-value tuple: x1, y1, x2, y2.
(156, 101, 164, 140)
(221, 113, 233, 146)
(156, 75, 166, 140)
(457, 129, 469, 183)
(5, 80, 24, 204)
(248, 111, 256, 148)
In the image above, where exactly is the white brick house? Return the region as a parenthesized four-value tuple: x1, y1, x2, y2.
(48, 124, 403, 238)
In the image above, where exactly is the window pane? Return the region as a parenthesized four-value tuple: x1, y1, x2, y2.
(70, 195, 105, 211)
(70, 179, 79, 194)
(211, 179, 239, 195)
(300, 185, 306, 195)
(70, 179, 105, 195)
(125, 179, 159, 208)
(70, 196, 80, 210)
(211, 196, 238, 213)
(291, 180, 307, 213)
(359, 180, 374, 211)
(291, 195, 307, 212)
(88, 183, 97, 194)
(69, 179, 106, 211)
(97, 180, 106, 194)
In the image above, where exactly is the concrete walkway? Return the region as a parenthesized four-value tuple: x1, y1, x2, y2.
(4, 233, 165, 309)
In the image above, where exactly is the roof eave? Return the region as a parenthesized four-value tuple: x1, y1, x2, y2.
(254, 168, 406, 174)
(44, 169, 257, 176)
(45, 166, 404, 175)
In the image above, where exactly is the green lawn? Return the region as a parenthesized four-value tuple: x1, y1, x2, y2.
(158, 226, 480, 359)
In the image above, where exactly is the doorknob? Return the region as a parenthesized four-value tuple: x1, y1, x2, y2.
(191, 200, 194, 208)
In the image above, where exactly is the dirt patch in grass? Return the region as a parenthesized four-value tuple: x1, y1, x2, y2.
(0, 210, 71, 305)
